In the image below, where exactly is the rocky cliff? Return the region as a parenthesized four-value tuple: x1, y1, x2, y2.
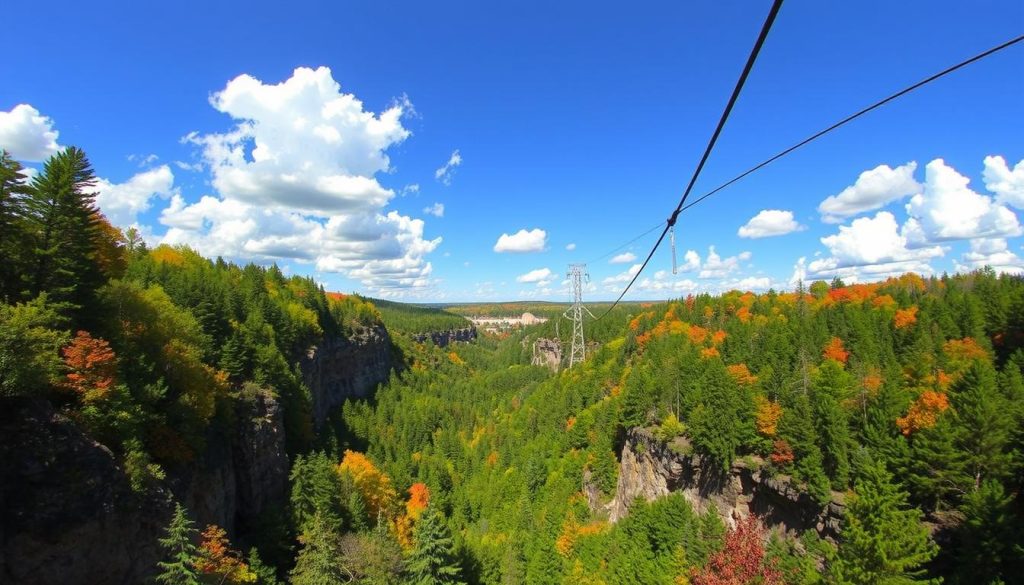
(609, 427, 844, 542)
(302, 325, 394, 428)
(1, 398, 172, 585)
(531, 338, 562, 371)
(411, 326, 477, 348)
(1, 387, 291, 585)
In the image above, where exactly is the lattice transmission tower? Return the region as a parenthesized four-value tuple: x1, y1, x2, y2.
(564, 264, 595, 367)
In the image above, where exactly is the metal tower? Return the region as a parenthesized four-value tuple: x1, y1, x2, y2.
(564, 264, 594, 367)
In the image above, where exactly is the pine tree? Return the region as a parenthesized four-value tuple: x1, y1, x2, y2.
(952, 361, 1013, 489)
(0, 150, 29, 301)
(810, 360, 853, 489)
(248, 548, 282, 585)
(829, 460, 938, 584)
(953, 480, 1022, 584)
(406, 504, 465, 585)
(289, 513, 348, 585)
(21, 146, 105, 326)
(156, 502, 202, 585)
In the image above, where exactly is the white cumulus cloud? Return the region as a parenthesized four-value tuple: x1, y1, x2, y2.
(818, 162, 920, 223)
(91, 165, 178, 227)
(902, 158, 1021, 245)
(699, 246, 751, 279)
(0, 104, 61, 162)
(982, 155, 1024, 209)
(165, 67, 440, 294)
(807, 211, 944, 282)
(494, 228, 547, 253)
(185, 66, 410, 215)
(435, 149, 462, 185)
(737, 209, 804, 238)
(517, 267, 554, 284)
(423, 202, 444, 217)
(610, 252, 637, 264)
(954, 238, 1024, 275)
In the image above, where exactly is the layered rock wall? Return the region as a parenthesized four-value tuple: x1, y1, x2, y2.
(610, 427, 844, 541)
(302, 325, 393, 428)
(411, 326, 477, 347)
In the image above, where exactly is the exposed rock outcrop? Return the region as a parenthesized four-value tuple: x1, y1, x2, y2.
(0, 398, 171, 585)
(531, 338, 562, 371)
(0, 388, 292, 585)
(411, 326, 477, 347)
(610, 427, 844, 542)
(232, 387, 289, 527)
(302, 325, 394, 428)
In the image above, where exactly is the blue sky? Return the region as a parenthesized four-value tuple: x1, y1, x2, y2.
(2, 0, 1023, 301)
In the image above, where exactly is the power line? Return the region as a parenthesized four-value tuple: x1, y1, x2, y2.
(601, 31, 1024, 318)
(680, 33, 1024, 215)
(588, 221, 663, 264)
(599, 0, 785, 317)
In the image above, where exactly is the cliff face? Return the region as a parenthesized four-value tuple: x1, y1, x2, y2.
(302, 325, 394, 428)
(411, 326, 477, 348)
(610, 427, 844, 542)
(531, 338, 562, 372)
(1, 398, 171, 585)
(0, 389, 291, 585)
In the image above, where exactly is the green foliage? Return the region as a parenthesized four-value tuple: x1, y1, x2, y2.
(406, 504, 465, 585)
(289, 513, 348, 585)
(829, 460, 938, 584)
(0, 295, 69, 396)
(289, 452, 347, 534)
(952, 480, 1023, 584)
(370, 297, 469, 334)
(156, 502, 202, 585)
(21, 146, 108, 327)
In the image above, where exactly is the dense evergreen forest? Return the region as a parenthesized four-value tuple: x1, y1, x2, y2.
(2, 146, 1024, 584)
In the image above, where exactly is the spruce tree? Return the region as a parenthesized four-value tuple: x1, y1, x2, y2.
(289, 513, 348, 585)
(248, 547, 282, 585)
(0, 150, 29, 301)
(830, 460, 938, 584)
(156, 502, 202, 585)
(406, 504, 465, 585)
(810, 360, 853, 489)
(21, 146, 105, 325)
(953, 480, 1022, 584)
(952, 361, 1013, 489)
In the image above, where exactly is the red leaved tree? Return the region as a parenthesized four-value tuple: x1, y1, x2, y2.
(692, 514, 782, 585)
(62, 330, 117, 402)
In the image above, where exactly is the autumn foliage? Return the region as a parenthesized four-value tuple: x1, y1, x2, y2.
(339, 450, 398, 520)
(894, 306, 918, 329)
(727, 364, 758, 386)
(896, 391, 950, 435)
(755, 396, 782, 436)
(62, 330, 117, 402)
(691, 515, 782, 585)
(196, 524, 255, 584)
(822, 337, 849, 365)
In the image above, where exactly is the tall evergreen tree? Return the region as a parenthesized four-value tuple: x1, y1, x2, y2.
(0, 150, 29, 301)
(406, 504, 465, 585)
(811, 360, 853, 489)
(289, 513, 348, 585)
(156, 502, 202, 585)
(952, 361, 1014, 489)
(953, 480, 1022, 584)
(830, 460, 938, 584)
(21, 146, 105, 325)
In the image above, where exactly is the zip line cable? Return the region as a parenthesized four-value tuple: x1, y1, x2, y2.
(588, 221, 663, 264)
(598, 0, 785, 318)
(599, 30, 1024, 319)
(680, 32, 1024, 215)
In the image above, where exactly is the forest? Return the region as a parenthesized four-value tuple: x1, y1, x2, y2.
(1, 146, 1023, 584)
